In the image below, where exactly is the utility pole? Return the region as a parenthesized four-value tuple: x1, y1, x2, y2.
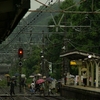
(62, 15, 70, 85)
(62, 39, 69, 85)
(62, 39, 70, 85)
(41, 30, 45, 76)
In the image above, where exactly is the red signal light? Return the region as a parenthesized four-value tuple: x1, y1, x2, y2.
(18, 48, 23, 58)
(19, 50, 23, 54)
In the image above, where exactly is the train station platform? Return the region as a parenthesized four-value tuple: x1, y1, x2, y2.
(61, 85, 100, 100)
(0, 93, 31, 97)
(67, 85, 100, 93)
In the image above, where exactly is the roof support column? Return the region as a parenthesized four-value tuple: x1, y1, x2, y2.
(95, 61, 99, 87)
(86, 61, 89, 86)
(90, 61, 94, 87)
(76, 60, 83, 86)
(66, 58, 70, 85)
(78, 65, 82, 86)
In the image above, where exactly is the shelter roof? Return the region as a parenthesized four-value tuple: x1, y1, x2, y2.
(60, 50, 100, 60)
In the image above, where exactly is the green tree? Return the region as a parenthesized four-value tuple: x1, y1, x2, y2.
(69, 0, 100, 53)
(46, 0, 78, 78)
(23, 46, 41, 77)
(45, 33, 64, 79)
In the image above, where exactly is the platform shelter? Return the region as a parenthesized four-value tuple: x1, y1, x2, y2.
(60, 50, 100, 87)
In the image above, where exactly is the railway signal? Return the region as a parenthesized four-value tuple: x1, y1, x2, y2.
(18, 48, 23, 92)
(19, 61, 22, 66)
(18, 48, 23, 58)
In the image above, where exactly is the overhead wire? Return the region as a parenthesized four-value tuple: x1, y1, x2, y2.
(67, 39, 78, 50)
(0, 0, 95, 51)
(0, 0, 52, 51)
(68, 39, 100, 50)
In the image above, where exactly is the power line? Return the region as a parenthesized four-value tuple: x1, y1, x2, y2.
(0, 0, 51, 51)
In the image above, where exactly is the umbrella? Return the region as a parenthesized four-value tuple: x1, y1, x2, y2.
(11, 76, 16, 80)
(5, 74, 10, 77)
(29, 75, 34, 78)
(81, 68, 87, 71)
(14, 73, 19, 76)
(12, 76, 16, 78)
(57, 79, 62, 83)
(37, 73, 42, 76)
(21, 74, 26, 78)
(43, 76, 46, 79)
(66, 74, 75, 78)
(36, 78, 45, 84)
(46, 77, 53, 82)
(70, 74, 75, 78)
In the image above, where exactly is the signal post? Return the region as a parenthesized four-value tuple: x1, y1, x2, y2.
(18, 48, 23, 92)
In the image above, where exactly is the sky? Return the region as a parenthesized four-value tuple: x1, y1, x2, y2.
(24, 0, 64, 17)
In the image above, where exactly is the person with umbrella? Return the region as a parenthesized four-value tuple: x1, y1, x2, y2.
(39, 82, 46, 96)
(46, 77, 54, 95)
(5, 74, 10, 86)
(35, 78, 46, 96)
(35, 78, 45, 93)
(9, 79, 15, 96)
(83, 71, 87, 86)
(35, 83, 40, 93)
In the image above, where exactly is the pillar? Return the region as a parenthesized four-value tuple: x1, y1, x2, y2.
(76, 60, 82, 86)
(95, 61, 99, 87)
(98, 62, 100, 87)
(86, 61, 89, 86)
(90, 61, 94, 87)
(78, 66, 81, 86)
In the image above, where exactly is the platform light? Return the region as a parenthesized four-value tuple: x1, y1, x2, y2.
(88, 55, 92, 58)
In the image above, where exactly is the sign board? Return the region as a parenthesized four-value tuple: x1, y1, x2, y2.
(70, 60, 82, 66)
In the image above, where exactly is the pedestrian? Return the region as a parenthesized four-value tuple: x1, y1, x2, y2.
(10, 79, 15, 96)
(45, 81, 49, 95)
(35, 84, 40, 93)
(30, 81, 35, 94)
(7, 76, 10, 86)
(39, 83, 45, 96)
(83, 71, 87, 86)
(21, 78, 26, 88)
(56, 82, 62, 93)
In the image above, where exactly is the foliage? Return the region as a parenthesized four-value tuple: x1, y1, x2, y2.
(45, 34, 64, 62)
(69, 0, 100, 54)
(45, 33, 64, 79)
(23, 46, 41, 77)
(12, 0, 100, 79)
(46, 0, 78, 77)
(0, 80, 7, 87)
(70, 65, 78, 75)
(46, 0, 100, 76)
